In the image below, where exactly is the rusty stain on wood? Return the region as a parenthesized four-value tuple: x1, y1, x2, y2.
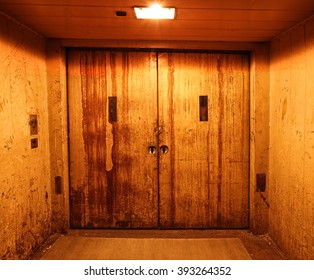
(68, 50, 159, 228)
(105, 122, 114, 171)
(68, 49, 249, 229)
(168, 53, 177, 227)
(160, 52, 249, 228)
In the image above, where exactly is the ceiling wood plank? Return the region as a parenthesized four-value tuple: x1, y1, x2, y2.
(0, 4, 312, 22)
(59, 39, 257, 50)
(0, 0, 313, 11)
(13, 16, 294, 32)
(0, 0, 313, 42)
(37, 25, 276, 41)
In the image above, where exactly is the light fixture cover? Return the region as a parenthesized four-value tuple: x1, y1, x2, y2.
(134, 4, 175, 19)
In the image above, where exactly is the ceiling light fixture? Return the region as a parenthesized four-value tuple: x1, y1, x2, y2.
(134, 4, 175, 19)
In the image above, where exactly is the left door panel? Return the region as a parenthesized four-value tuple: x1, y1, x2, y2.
(68, 50, 159, 228)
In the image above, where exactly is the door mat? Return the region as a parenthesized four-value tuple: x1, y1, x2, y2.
(41, 237, 251, 260)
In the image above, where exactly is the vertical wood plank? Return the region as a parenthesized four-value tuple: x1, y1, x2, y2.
(105, 51, 159, 228)
(213, 53, 250, 228)
(159, 52, 213, 228)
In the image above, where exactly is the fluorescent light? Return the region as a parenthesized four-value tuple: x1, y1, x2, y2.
(134, 4, 175, 19)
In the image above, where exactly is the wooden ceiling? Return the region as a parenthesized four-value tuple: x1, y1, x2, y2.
(0, 0, 313, 42)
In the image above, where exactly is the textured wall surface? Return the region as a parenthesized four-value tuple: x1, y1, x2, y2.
(0, 13, 51, 259)
(249, 43, 270, 235)
(269, 15, 314, 259)
(46, 40, 69, 233)
(2, 6, 313, 260)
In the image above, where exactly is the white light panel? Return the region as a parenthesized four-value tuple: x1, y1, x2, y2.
(134, 4, 175, 19)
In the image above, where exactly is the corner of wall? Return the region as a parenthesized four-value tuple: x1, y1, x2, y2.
(249, 42, 271, 235)
(46, 39, 70, 233)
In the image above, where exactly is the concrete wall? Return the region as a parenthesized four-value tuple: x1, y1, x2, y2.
(46, 40, 69, 233)
(250, 43, 270, 235)
(0, 13, 51, 259)
(269, 15, 314, 259)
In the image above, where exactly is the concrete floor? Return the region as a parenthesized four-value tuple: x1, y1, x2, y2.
(30, 229, 288, 260)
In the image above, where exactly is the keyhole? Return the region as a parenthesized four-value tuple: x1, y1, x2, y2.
(160, 145, 169, 154)
(148, 145, 157, 154)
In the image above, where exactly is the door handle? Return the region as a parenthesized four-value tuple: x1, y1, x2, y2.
(160, 145, 169, 154)
(148, 145, 157, 154)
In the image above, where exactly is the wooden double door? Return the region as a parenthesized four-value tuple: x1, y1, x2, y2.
(68, 49, 250, 229)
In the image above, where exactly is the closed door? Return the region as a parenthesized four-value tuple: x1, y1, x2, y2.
(158, 52, 249, 228)
(67, 49, 249, 229)
(68, 50, 159, 228)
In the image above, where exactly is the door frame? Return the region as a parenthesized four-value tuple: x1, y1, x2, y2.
(46, 40, 270, 235)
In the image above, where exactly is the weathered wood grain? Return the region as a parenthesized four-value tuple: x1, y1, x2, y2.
(68, 50, 158, 228)
(158, 52, 250, 228)
(68, 50, 249, 229)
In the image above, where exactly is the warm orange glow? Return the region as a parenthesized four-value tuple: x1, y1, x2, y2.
(134, 4, 175, 19)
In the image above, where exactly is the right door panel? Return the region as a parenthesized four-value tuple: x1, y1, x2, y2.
(158, 52, 250, 228)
